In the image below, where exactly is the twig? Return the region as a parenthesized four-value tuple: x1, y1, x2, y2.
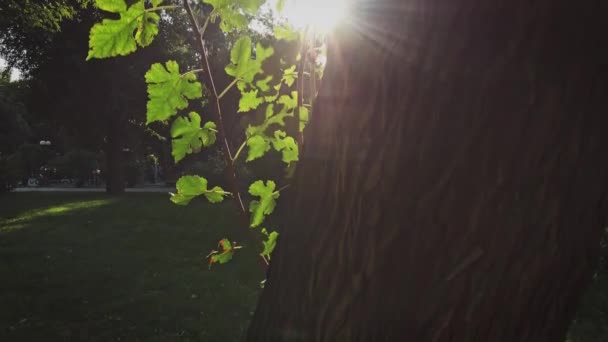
(181, 0, 246, 216)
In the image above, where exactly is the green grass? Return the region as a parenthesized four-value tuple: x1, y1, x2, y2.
(0, 193, 263, 342)
(1, 193, 607, 341)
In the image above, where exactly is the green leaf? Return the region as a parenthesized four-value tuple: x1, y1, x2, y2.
(208, 239, 236, 268)
(238, 0, 265, 14)
(171, 175, 228, 205)
(260, 229, 279, 260)
(255, 42, 275, 63)
(271, 130, 299, 164)
(203, 0, 249, 33)
(95, 0, 126, 13)
(239, 89, 264, 113)
(87, 0, 160, 60)
(248, 180, 279, 228)
(230, 36, 252, 66)
(246, 105, 292, 138)
(247, 135, 271, 162)
(225, 38, 274, 84)
(205, 186, 227, 203)
(281, 65, 297, 87)
(256, 75, 273, 92)
(278, 91, 298, 110)
(299, 106, 309, 132)
(135, 11, 159, 47)
(145, 61, 203, 123)
(151, 0, 163, 7)
(171, 112, 217, 163)
(274, 24, 299, 42)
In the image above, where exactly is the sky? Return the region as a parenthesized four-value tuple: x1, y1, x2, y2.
(0, 57, 22, 81)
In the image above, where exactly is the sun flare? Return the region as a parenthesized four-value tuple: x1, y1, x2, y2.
(278, 0, 349, 33)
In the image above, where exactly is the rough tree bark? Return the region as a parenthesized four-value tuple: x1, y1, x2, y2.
(248, 0, 608, 341)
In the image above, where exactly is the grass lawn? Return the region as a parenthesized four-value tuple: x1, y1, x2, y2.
(1, 193, 607, 341)
(0, 193, 263, 342)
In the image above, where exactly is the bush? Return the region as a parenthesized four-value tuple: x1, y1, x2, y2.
(0, 153, 21, 192)
(48, 149, 98, 187)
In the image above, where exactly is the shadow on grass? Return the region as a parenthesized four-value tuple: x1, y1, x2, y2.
(0, 193, 262, 342)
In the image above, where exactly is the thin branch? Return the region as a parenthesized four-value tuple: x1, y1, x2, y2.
(218, 78, 240, 100)
(294, 27, 309, 147)
(201, 16, 211, 38)
(180, 68, 204, 77)
(182, 0, 246, 217)
(274, 184, 291, 195)
(145, 5, 181, 12)
(232, 139, 248, 162)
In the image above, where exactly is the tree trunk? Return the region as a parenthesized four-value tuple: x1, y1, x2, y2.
(248, 0, 608, 341)
(105, 116, 125, 194)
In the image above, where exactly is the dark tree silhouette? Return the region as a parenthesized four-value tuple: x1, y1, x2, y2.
(248, 1, 608, 341)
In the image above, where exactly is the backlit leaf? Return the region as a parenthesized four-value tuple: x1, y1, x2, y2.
(299, 106, 309, 132)
(271, 130, 299, 164)
(281, 65, 297, 87)
(87, 0, 161, 60)
(246, 135, 271, 162)
(248, 180, 279, 228)
(135, 11, 160, 47)
(274, 24, 298, 42)
(145, 61, 203, 123)
(95, 0, 126, 13)
(171, 112, 217, 163)
(171, 175, 228, 205)
(260, 229, 279, 260)
(208, 239, 237, 268)
(239, 89, 264, 113)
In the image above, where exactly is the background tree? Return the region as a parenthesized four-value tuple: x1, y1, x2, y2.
(248, 1, 608, 341)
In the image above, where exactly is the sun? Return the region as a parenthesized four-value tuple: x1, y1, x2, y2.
(276, 0, 349, 33)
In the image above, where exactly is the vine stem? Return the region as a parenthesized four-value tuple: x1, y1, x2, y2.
(181, 0, 246, 217)
(145, 5, 181, 12)
(218, 78, 240, 100)
(232, 139, 248, 162)
(295, 27, 309, 147)
(181, 69, 204, 77)
(181, 0, 266, 268)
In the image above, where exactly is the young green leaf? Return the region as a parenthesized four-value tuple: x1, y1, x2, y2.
(239, 0, 265, 14)
(145, 61, 203, 123)
(278, 91, 298, 110)
(246, 135, 271, 162)
(225, 37, 274, 84)
(255, 42, 274, 63)
(246, 105, 292, 138)
(203, 0, 249, 33)
(135, 11, 160, 47)
(281, 65, 297, 87)
(239, 89, 264, 113)
(255, 75, 273, 92)
(248, 180, 279, 228)
(171, 112, 217, 163)
(271, 130, 299, 164)
(274, 24, 299, 42)
(299, 106, 310, 132)
(208, 239, 238, 268)
(151, 0, 164, 7)
(96, 0, 127, 13)
(205, 186, 226, 203)
(87, 0, 161, 60)
(260, 229, 279, 260)
(171, 175, 228, 205)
